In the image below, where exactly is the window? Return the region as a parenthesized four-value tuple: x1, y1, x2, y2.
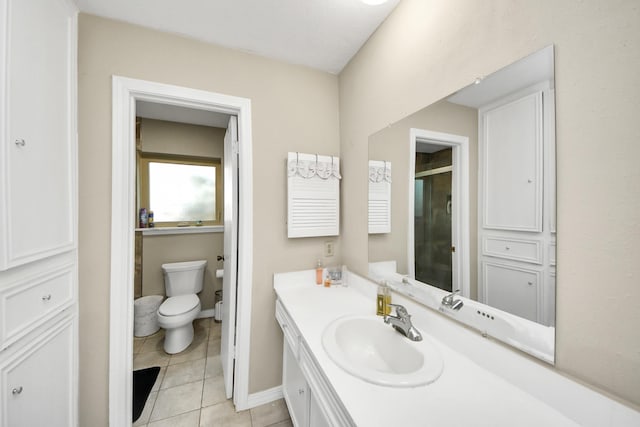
(139, 154, 223, 226)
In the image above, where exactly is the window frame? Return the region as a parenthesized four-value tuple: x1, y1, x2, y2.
(138, 152, 223, 227)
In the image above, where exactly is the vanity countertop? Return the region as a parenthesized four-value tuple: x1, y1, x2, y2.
(274, 270, 579, 427)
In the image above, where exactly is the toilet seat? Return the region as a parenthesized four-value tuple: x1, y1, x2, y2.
(159, 294, 199, 316)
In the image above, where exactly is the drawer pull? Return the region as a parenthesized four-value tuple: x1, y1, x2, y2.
(527, 281, 533, 286)
(12, 386, 23, 395)
(298, 388, 305, 395)
(42, 294, 52, 301)
(505, 246, 510, 250)
(14, 139, 26, 147)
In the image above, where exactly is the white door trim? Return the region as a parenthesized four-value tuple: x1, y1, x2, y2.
(109, 76, 254, 426)
(408, 128, 470, 298)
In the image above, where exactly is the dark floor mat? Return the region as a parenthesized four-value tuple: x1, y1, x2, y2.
(133, 366, 160, 422)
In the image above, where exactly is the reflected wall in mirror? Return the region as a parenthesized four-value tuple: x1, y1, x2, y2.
(368, 46, 556, 358)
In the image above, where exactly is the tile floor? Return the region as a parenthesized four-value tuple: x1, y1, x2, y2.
(133, 318, 292, 427)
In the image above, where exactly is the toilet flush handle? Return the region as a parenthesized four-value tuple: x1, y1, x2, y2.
(217, 255, 224, 262)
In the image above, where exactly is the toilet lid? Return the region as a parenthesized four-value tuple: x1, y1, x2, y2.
(159, 294, 200, 316)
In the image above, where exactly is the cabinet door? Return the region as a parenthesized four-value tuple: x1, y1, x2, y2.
(0, 0, 77, 269)
(309, 391, 331, 427)
(481, 91, 542, 232)
(282, 341, 308, 427)
(1, 318, 74, 427)
(483, 261, 540, 322)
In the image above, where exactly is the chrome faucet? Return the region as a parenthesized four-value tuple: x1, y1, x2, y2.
(441, 289, 464, 310)
(384, 304, 423, 341)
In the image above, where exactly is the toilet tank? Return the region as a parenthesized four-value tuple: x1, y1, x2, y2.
(162, 260, 207, 296)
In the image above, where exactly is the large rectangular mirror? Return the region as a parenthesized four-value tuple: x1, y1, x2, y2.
(368, 46, 556, 362)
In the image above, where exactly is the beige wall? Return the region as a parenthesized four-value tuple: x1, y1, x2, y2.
(368, 99, 478, 298)
(78, 14, 340, 425)
(340, 0, 640, 408)
(140, 118, 226, 158)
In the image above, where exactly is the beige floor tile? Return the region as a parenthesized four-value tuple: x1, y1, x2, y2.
(207, 337, 221, 356)
(209, 322, 221, 339)
(205, 355, 223, 378)
(201, 376, 226, 407)
(265, 420, 293, 427)
(134, 350, 171, 369)
(194, 318, 211, 330)
(193, 321, 210, 338)
(133, 338, 146, 354)
(147, 409, 201, 427)
(133, 390, 157, 426)
(200, 401, 251, 427)
(169, 340, 208, 365)
(250, 399, 290, 427)
(150, 381, 204, 422)
(140, 335, 166, 353)
(151, 366, 167, 393)
(161, 359, 206, 389)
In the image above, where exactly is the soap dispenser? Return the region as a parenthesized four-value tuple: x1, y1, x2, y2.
(376, 281, 391, 316)
(315, 260, 323, 285)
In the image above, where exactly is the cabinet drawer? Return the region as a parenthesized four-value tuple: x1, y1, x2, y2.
(483, 236, 542, 264)
(276, 300, 301, 357)
(1, 266, 74, 348)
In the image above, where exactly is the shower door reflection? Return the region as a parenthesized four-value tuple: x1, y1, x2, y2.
(414, 148, 453, 292)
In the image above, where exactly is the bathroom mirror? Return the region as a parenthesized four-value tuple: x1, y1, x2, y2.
(368, 46, 556, 363)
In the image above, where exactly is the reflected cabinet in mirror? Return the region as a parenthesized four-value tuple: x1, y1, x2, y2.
(368, 46, 556, 363)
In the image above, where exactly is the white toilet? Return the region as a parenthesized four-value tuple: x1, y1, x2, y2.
(157, 260, 207, 354)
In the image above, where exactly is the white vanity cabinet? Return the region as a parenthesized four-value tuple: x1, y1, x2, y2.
(276, 300, 352, 427)
(478, 84, 556, 326)
(0, 0, 78, 425)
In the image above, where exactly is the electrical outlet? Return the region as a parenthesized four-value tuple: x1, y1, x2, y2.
(324, 241, 334, 257)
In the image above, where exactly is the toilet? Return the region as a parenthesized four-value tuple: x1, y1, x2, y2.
(157, 260, 207, 354)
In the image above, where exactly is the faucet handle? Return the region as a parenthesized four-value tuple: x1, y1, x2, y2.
(387, 303, 408, 317)
(442, 289, 460, 304)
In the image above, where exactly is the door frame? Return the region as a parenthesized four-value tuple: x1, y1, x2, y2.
(408, 128, 470, 297)
(109, 76, 254, 425)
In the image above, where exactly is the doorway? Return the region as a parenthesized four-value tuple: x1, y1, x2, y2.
(408, 128, 470, 297)
(109, 77, 254, 426)
(414, 146, 453, 291)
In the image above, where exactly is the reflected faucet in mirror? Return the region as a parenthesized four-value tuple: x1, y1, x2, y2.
(368, 45, 556, 363)
(441, 289, 464, 311)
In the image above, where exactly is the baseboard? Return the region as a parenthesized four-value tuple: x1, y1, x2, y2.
(246, 385, 283, 409)
(198, 309, 215, 319)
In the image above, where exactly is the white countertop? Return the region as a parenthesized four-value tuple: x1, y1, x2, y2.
(274, 270, 580, 427)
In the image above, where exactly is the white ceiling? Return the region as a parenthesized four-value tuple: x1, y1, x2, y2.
(136, 101, 231, 128)
(75, 0, 401, 74)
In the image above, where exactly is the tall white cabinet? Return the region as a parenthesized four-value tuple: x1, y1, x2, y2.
(0, 0, 78, 425)
(478, 83, 556, 326)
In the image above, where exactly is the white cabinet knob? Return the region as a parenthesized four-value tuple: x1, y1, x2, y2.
(14, 139, 26, 147)
(42, 294, 52, 301)
(298, 388, 304, 395)
(12, 386, 23, 395)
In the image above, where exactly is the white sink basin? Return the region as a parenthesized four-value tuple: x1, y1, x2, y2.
(321, 315, 444, 387)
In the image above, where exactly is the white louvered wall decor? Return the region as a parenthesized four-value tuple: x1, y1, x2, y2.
(368, 160, 391, 234)
(287, 152, 341, 238)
